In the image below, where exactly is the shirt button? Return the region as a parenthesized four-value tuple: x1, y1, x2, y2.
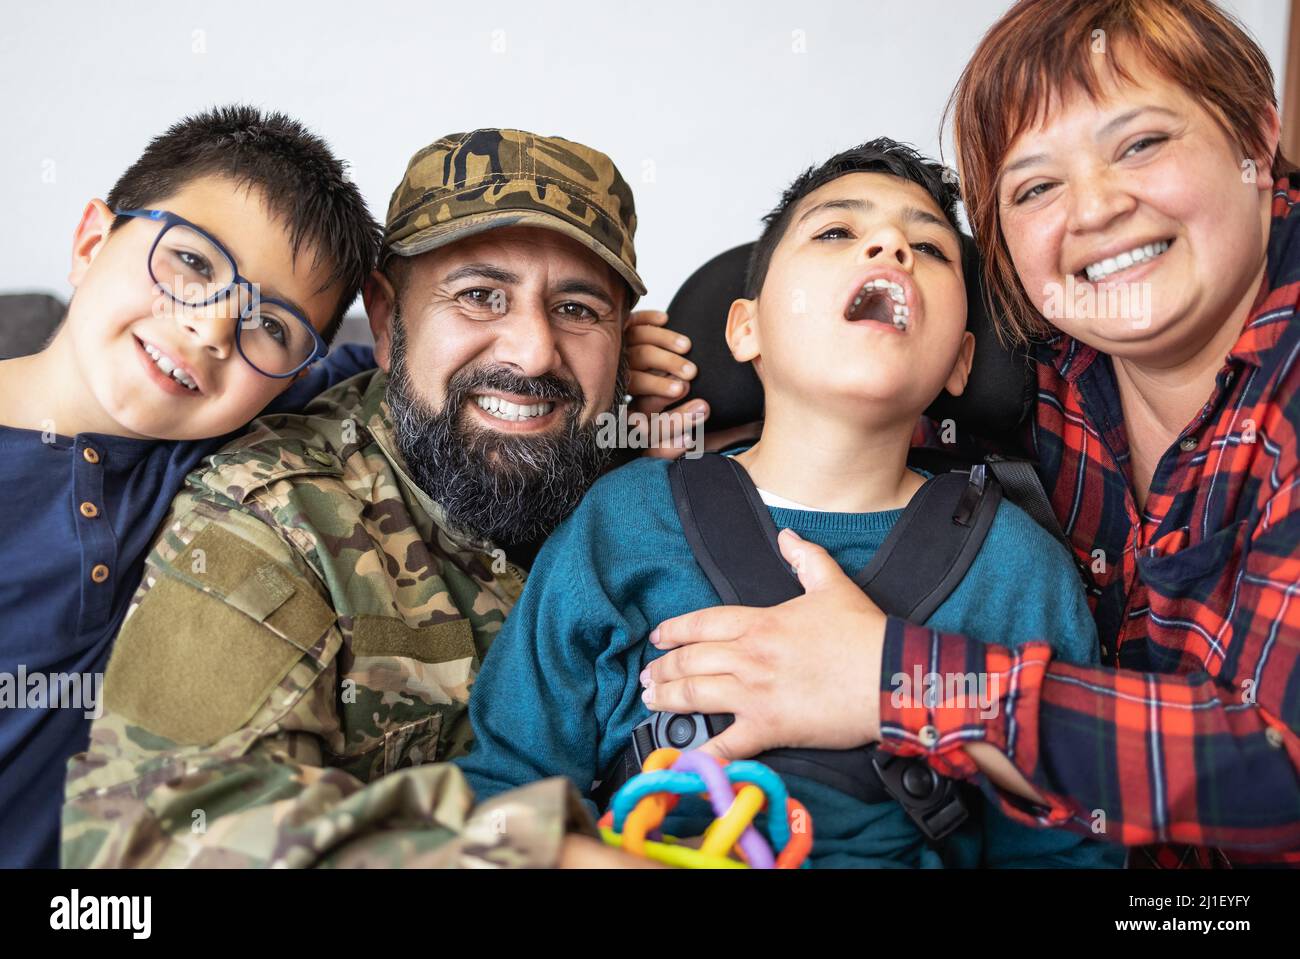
(1265, 726, 1286, 749)
(79, 502, 99, 519)
(918, 725, 940, 748)
(82, 447, 100, 464)
(90, 564, 110, 583)
(1179, 437, 1197, 452)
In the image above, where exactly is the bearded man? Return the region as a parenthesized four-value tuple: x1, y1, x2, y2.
(62, 130, 650, 868)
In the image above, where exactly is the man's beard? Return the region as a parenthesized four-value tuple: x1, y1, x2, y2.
(386, 304, 627, 546)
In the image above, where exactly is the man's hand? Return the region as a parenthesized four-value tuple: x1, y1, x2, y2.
(625, 309, 704, 414)
(641, 529, 887, 759)
(625, 309, 765, 459)
(624, 310, 710, 459)
(558, 834, 664, 868)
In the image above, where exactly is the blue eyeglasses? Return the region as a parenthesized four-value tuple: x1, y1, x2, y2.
(115, 208, 328, 378)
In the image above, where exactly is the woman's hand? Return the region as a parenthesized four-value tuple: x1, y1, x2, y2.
(641, 529, 888, 759)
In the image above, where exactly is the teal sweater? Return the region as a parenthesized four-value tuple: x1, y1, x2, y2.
(456, 457, 1122, 868)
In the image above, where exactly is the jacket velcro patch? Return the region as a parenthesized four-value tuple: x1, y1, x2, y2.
(351, 616, 475, 664)
(104, 524, 337, 745)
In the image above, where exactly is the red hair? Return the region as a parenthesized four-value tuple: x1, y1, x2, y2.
(948, 0, 1288, 345)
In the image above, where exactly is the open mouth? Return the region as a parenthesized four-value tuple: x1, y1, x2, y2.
(472, 394, 558, 423)
(845, 278, 910, 331)
(1079, 239, 1173, 283)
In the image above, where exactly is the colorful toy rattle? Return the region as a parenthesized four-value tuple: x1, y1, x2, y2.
(597, 747, 813, 868)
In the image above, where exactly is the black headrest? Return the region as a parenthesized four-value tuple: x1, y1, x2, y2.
(0, 292, 65, 359)
(663, 236, 1036, 451)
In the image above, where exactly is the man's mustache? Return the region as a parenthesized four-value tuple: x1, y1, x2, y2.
(446, 365, 585, 407)
(387, 347, 618, 546)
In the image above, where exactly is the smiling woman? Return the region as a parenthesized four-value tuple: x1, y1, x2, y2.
(902, 0, 1300, 862)
(952, 0, 1287, 353)
(640, 0, 1300, 869)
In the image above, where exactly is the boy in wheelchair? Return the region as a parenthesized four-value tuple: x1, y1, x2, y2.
(455, 138, 1122, 867)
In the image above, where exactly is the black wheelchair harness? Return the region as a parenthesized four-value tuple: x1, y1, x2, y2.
(592, 448, 1077, 845)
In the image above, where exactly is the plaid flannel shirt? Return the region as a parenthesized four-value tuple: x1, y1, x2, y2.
(890, 178, 1300, 867)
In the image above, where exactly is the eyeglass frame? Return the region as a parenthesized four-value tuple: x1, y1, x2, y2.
(113, 207, 329, 379)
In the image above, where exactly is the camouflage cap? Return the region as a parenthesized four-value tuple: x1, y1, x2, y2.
(383, 128, 646, 302)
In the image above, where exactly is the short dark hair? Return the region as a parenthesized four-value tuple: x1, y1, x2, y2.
(745, 138, 962, 299)
(106, 105, 382, 343)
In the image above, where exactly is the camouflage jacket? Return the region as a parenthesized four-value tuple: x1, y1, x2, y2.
(62, 369, 597, 867)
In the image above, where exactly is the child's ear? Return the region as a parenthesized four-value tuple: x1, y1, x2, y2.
(68, 199, 114, 289)
(725, 297, 761, 363)
(943, 330, 977, 397)
(363, 269, 397, 371)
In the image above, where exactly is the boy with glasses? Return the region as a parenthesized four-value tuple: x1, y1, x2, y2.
(0, 105, 381, 867)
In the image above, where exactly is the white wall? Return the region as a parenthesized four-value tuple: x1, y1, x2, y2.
(0, 0, 1289, 317)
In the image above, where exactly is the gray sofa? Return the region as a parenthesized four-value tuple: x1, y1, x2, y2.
(0, 292, 65, 358)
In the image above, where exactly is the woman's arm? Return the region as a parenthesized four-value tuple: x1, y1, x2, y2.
(644, 515, 1300, 853)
